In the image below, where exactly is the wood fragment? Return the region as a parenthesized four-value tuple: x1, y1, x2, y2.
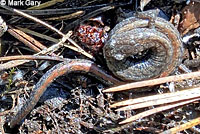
(103, 71, 200, 93)
(160, 117, 200, 134)
(0, 55, 66, 62)
(119, 98, 200, 124)
(116, 88, 200, 111)
(0, 5, 65, 36)
(0, 5, 94, 59)
(111, 86, 200, 108)
(17, 27, 93, 59)
(7, 28, 42, 52)
(8, 26, 47, 51)
(0, 60, 30, 71)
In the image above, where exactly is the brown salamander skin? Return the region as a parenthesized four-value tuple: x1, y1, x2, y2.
(10, 10, 184, 128)
(10, 59, 123, 128)
(103, 10, 184, 81)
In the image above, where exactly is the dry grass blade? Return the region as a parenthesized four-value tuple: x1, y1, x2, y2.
(0, 55, 66, 62)
(0, 60, 30, 71)
(17, 27, 58, 43)
(160, 117, 200, 134)
(0, 5, 65, 36)
(103, 71, 200, 93)
(7, 28, 41, 52)
(17, 27, 93, 59)
(9, 26, 47, 50)
(110, 87, 199, 108)
(0, 5, 94, 59)
(119, 98, 200, 124)
(111, 86, 200, 108)
(116, 88, 200, 111)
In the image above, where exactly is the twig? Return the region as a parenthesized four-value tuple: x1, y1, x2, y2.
(8, 26, 48, 52)
(36, 31, 72, 55)
(0, 5, 94, 59)
(7, 28, 42, 52)
(103, 123, 133, 133)
(160, 117, 200, 134)
(0, 60, 30, 71)
(0, 5, 65, 36)
(16, 27, 88, 56)
(17, 27, 94, 59)
(111, 86, 200, 108)
(119, 98, 200, 124)
(17, 27, 59, 42)
(103, 71, 200, 93)
(0, 116, 5, 134)
(116, 87, 200, 111)
(0, 55, 66, 62)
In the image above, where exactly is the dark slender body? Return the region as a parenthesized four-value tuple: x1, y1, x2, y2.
(10, 59, 123, 128)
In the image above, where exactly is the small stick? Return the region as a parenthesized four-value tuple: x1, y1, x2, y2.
(9, 26, 47, 50)
(160, 117, 200, 134)
(111, 86, 200, 108)
(7, 28, 41, 52)
(0, 5, 65, 37)
(116, 88, 200, 111)
(0, 5, 94, 59)
(0, 55, 66, 62)
(103, 71, 200, 93)
(16, 27, 93, 59)
(119, 98, 200, 124)
(0, 60, 29, 71)
(17, 27, 58, 43)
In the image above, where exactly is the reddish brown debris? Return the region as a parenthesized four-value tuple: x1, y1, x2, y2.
(76, 24, 108, 52)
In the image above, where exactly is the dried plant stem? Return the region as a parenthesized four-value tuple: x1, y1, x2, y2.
(8, 26, 48, 51)
(0, 5, 93, 59)
(116, 87, 200, 111)
(103, 71, 200, 93)
(17, 27, 58, 43)
(17, 27, 94, 59)
(160, 117, 200, 134)
(7, 28, 42, 52)
(0, 5, 64, 36)
(0, 60, 30, 71)
(119, 98, 200, 124)
(111, 86, 200, 108)
(0, 55, 66, 62)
